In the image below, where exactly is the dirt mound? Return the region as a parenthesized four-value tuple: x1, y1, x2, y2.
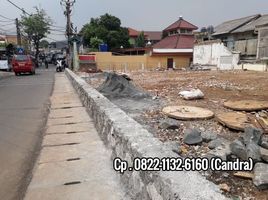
(98, 73, 150, 99)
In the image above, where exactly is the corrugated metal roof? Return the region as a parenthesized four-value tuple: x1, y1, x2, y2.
(213, 14, 260, 36)
(233, 14, 268, 33)
(153, 34, 195, 49)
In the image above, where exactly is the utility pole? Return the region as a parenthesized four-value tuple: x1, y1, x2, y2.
(15, 18, 22, 46)
(60, 0, 76, 51)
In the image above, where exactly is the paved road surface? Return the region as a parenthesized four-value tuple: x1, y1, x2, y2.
(0, 66, 56, 200)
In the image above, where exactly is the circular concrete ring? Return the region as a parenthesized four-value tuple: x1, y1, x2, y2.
(216, 112, 252, 131)
(162, 106, 214, 120)
(224, 100, 268, 112)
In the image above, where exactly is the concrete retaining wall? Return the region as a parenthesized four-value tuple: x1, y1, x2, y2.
(65, 68, 227, 200)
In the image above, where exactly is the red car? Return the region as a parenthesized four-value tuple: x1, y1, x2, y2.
(12, 55, 35, 76)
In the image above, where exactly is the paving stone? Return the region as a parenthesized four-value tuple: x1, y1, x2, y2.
(47, 116, 92, 126)
(46, 123, 95, 134)
(39, 142, 109, 164)
(42, 132, 98, 146)
(25, 182, 125, 200)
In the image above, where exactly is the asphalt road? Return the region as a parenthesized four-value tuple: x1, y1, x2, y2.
(0, 66, 56, 200)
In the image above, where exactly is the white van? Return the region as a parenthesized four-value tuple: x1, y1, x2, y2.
(0, 55, 11, 71)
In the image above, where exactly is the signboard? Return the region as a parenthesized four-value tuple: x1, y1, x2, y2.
(0, 60, 9, 70)
(17, 47, 24, 54)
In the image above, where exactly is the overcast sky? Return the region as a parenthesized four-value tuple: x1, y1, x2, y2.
(1, 0, 268, 41)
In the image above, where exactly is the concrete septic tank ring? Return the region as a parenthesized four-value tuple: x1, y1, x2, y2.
(162, 106, 214, 120)
(224, 100, 268, 111)
(216, 112, 253, 131)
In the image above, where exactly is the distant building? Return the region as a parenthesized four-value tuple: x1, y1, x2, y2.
(128, 28, 162, 47)
(212, 14, 268, 60)
(193, 14, 268, 71)
(152, 16, 198, 68)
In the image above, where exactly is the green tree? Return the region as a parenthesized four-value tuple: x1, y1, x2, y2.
(40, 39, 49, 48)
(80, 13, 130, 50)
(136, 31, 146, 47)
(90, 37, 103, 50)
(21, 8, 51, 67)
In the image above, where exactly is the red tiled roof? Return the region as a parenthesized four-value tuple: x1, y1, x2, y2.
(153, 34, 195, 49)
(144, 31, 162, 41)
(164, 18, 198, 32)
(128, 28, 141, 37)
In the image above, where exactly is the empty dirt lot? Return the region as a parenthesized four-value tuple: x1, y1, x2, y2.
(84, 69, 268, 199)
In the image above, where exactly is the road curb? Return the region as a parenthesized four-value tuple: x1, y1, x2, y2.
(65, 69, 228, 200)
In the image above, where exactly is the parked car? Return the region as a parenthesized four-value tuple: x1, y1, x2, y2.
(12, 55, 35, 75)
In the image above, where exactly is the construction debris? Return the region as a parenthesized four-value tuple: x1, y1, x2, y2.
(253, 163, 268, 190)
(216, 112, 251, 131)
(179, 89, 204, 100)
(233, 172, 254, 179)
(162, 106, 214, 120)
(224, 100, 268, 111)
(98, 73, 150, 99)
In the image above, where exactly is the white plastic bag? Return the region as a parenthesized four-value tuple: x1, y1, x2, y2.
(179, 89, 204, 100)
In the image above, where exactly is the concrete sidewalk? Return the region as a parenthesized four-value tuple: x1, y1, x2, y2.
(24, 74, 127, 200)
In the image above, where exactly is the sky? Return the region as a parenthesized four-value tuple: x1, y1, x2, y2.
(1, 0, 268, 41)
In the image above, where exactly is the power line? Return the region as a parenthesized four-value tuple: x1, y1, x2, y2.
(0, 14, 14, 21)
(6, 0, 31, 16)
(0, 22, 16, 27)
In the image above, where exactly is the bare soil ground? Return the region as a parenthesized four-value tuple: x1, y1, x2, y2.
(82, 70, 268, 200)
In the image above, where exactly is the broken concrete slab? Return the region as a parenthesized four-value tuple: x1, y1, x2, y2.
(260, 135, 268, 149)
(230, 139, 247, 160)
(201, 132, 218, 143)
(246, 141, 261, 162)
(260, 147, 268, 162)
(243, 127, 262, 145)
(253, 163, 268, 190)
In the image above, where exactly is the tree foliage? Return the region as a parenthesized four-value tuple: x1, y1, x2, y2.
(90, 37, 103, 50)
(136, 31, 146, 47)
(40, 39, 49, 48)
(21, 8, 51, 66)
(80, 13, 130, 50)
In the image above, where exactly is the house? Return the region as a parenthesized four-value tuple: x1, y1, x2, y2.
(212, 14, 268, 61)
(152, 16, 198, 68)
(194, 14, 268, 71)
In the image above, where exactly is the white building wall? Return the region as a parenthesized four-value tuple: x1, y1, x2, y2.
(193, 41, 239, 70)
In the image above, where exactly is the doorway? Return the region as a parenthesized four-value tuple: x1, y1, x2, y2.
(167, 58, 173, 69)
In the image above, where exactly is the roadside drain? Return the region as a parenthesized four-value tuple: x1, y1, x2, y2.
(64, 181, 81, 186)
(66, 158, 81, 161)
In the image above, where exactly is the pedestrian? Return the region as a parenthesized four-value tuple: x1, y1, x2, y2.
(45, 57, 48, 69)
